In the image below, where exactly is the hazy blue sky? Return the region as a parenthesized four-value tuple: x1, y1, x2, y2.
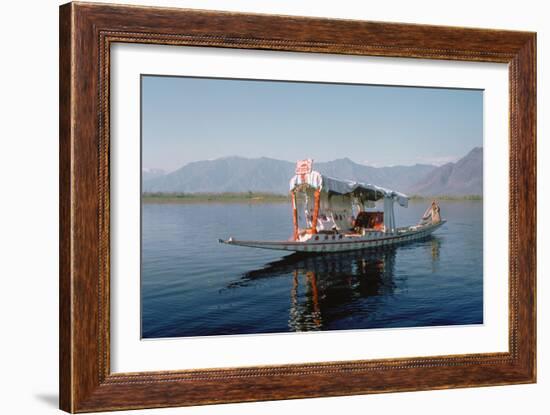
(142, 75, 483, 171)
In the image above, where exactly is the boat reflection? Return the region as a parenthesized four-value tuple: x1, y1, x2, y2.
(287, 248, 398, 331)
(227, 237, 442, 332)
(429, 236, 441, 272)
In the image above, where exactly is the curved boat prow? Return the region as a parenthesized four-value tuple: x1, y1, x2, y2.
(219, 237, 295, 251)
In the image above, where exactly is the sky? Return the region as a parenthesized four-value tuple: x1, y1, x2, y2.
(142, 75, 483, 171)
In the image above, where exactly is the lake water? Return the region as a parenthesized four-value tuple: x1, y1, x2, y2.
(141, 200, 483, 338)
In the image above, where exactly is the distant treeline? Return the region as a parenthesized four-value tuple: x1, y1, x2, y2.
(408, 194, 483, 201)
(142, 191, 290, 203)
(142, 191, 482, 204)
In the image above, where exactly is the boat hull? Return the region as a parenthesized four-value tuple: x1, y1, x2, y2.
(220, 220, 446, 253)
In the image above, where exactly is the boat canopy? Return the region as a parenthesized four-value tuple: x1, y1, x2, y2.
(289, 170, 409, 208)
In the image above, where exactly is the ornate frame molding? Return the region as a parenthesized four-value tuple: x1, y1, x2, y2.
(60, 2, 536, 412)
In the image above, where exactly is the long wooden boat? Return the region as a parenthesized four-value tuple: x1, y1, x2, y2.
(220, 159, 445, 253)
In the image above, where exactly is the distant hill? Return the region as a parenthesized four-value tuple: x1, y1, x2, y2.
(143, 157, 295, 194)
(142, 147, 483, 197)
(142, 157, 437, 195)
(409, 147, 483, 196)
(316, 158, 436, 193)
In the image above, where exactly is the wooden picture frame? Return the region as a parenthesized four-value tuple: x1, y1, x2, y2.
(59, 2, 536, 412)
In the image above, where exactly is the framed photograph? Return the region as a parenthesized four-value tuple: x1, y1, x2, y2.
(59, 2, 536, 412)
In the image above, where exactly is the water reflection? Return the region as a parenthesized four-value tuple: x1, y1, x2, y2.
(287, 248, 398, 331)
(226, 237, 441, 332)
(429, 237, 441, 272)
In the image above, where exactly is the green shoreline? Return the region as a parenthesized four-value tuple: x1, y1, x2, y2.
(142, 192, 290, 204)
(142, 192, 482, 204)
(409, 194, 482, 201)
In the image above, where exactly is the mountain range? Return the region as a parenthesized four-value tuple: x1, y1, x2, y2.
(142, 147, 482, 197)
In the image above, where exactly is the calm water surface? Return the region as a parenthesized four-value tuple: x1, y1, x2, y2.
(141, 201, 483, 338)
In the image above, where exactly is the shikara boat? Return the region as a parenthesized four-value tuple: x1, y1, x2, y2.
(219, 159, 445, 253)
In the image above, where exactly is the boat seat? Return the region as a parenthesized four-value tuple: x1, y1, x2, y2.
(354, 211, 384, 230)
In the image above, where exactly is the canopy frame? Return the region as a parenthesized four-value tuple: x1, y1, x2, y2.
(289, 171, 409, 239)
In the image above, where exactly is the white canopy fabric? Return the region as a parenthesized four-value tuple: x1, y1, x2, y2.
(290, 170, 409, 207)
